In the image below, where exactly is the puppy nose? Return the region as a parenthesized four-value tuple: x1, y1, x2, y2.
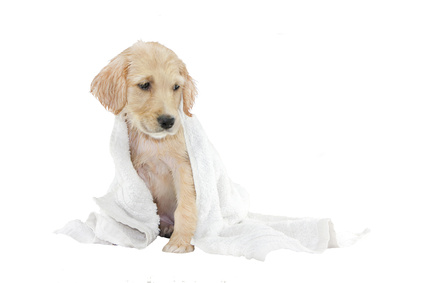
(157, 115, 175, 130)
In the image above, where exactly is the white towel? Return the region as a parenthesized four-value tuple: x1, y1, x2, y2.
(57, 112, 368, 261)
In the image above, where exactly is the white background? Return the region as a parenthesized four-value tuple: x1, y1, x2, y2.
(1, 0, 423, 282)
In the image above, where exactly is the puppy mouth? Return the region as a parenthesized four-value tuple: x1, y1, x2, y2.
(139, 123, 179, 139)
(146, 130, 171, 139)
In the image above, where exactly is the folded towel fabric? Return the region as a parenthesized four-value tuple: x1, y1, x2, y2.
(57, 112, 368, 260)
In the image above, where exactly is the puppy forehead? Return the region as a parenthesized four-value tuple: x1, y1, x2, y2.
(129, 68, 184, 85)
(128, 44, 184, 84)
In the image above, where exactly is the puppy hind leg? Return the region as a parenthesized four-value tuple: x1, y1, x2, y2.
(156, 191, 177, 239)
(159, 214, 174, 238)
(146, 169, 177, 239)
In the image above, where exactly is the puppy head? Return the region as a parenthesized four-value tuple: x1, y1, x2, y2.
(90, 41, 197, 139)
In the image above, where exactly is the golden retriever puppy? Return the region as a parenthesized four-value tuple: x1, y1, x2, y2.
(90, 41, 197, 253)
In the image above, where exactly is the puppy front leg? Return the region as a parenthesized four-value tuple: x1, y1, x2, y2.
(162, 161, 197, 253)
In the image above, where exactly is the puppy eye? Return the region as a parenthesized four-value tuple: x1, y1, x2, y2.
(173, 84, 180, 91)
(138, 82, 150, 90)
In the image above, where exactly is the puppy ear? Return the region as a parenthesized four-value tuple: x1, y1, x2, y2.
(180, 63, 198, 117)
(90, 51, 129, 114)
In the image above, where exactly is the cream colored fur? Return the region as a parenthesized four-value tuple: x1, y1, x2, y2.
(90, 41, 198, 253)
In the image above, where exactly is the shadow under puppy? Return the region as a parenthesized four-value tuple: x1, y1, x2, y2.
(90, 41, 198, 253)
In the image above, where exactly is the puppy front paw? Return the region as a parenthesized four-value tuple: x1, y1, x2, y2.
(162, 239, 194, 253)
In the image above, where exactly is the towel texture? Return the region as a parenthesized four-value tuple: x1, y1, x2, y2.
(57, 113, 368, 260)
